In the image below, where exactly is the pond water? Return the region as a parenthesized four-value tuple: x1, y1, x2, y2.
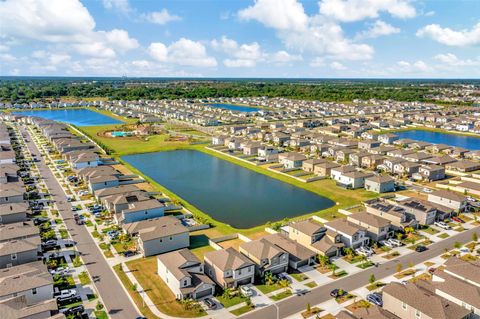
(206, 103, 261, 112)
(122, 150, 334, 228)
(13, 109, 123, 126)
(396, 130, 480, 150)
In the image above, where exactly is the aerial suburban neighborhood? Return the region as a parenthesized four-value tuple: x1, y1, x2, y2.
(1, 1, 480, 319)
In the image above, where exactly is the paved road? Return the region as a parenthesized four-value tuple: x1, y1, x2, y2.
(22, 126, 141, 319)
(241, 225, 479, 319)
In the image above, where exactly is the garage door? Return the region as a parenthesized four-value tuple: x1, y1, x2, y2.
(195, 288, 212, 299)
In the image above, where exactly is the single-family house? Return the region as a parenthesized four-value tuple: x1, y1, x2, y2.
(324, 219, 369, 248)
(204, 248, 255, 288)
(365, 175, 395, 193)
(239, 239, 289, 275)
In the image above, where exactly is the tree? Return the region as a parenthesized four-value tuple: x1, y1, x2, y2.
(472, 232, 478, 243)
(369, 274, 376, 284)
(408, 262, 414, 269)
(306, 303, 311, 312)
(318, 254, 330, 268)
(454, 242, 462, 249)
(264, 272, 275, 286)
(278, 279, 290, 290)
(396, 263, 402, 273)
(396, 233, 403, 241)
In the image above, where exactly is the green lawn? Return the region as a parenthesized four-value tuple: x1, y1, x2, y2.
(230, 305, 254, 316)
(290, 272, 309, 282)
(255, 283, 283, 295)
(216, 294, 247, 308)
(270, 289, 292, 301)
(357, 261, 375, 269)
(438, 233, 450, 239)
(79, 271, 91, 285)
(94, 311, 108, 319)
(305, 281, 318, 288)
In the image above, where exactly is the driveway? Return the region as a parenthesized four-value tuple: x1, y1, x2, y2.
(240, 225, 479, 319)
(22, 126, 141, 319)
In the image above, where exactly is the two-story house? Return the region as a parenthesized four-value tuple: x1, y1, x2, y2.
(346, 212, 393, 242)
(239, 238, 289, 275)
(324, 219, 369, 248)
(204, 247, 255, 288)
(157, 248, 215, 300)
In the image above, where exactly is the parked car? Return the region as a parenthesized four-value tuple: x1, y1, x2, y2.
(50, 266, 70, 276)
(204, 298, 217, 309)
(58, 289, 77, 299)
(123, 250, 136, 257)
(388, 239, 403, 247)
(380, 240, 394, 248)
(67, 196, 74, 202)
(415, 245, 428, 252)
(367, 293, 383, 306)
(434, 221, 451, 230)
(240, 285, 253, 297)
(62, 305, 84, 316)
(423, 187, 433, 193)
(330, 289, 347, 298)
(277, 273, 291, 282)
(452, 216, 465, 223)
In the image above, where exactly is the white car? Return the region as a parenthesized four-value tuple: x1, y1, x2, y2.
(434, 221, 451, 230)
(423, 188, 433, 193)
(50, 266, 70, 276)
(58, 289, 77, 299)
(380, 240, 394, 248)
(388, 239, 403, 247)
(240, 285, 253, 297)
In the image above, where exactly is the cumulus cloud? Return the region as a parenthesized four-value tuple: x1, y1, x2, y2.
(393, 60, 432, 73)
(270, 51, 302, 64)
(102, 0, 131, 14)
(211, 36, 264, 67)
(330, 61, 347, 70)
(237, 0, 374, 61)
(356, 20, 400, 39)
(310, 57, 325, 67)
(143, 9, 181, 25)
(434, 53, 480, 67)
(0, 0, 139, 59)
(148, 38, 217, 67)
(238, 0, 308, 31)
(417, 23, 480, 46)
(319, 0, 416, 22)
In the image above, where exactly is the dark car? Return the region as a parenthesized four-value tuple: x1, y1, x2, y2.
(452, 216, 465, 223)
(123, 250, 136, 257)
(330, 289, 347, 298)
(63, 305, 85, 316)
(277, 273, 291, 282)
(204, 298, 217, 309)
(367, 293, 383, 306)
(415, 245, 428, 252)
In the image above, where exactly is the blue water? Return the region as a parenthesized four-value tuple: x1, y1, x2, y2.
(206, 103, 260, 112)
(396, 130, 480, 150)
(13, 109, 123, 126)
(122, 150, 334, 228)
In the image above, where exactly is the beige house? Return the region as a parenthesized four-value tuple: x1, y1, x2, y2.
(382, 282, 472, 319)
(263, 233, 317, 269)
(346, 212, 393, 242)
(123, 216, 189, 257)
(427, 190, 468, 212)
(314, 161, 341, 177)
(204, 247, 255, 288)
(239, 238, 288, 275)
(302, 159, 326, 173)
(157, 249, 215, 300)
(364, 198, 418, 230)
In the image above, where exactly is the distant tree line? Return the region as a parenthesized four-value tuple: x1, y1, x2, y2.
(0, 78, 476, 104)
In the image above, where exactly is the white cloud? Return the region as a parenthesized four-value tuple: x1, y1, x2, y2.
(132, 60, 151, 68)
(148, 38, 217, 67)
(357, 20, 400, 39)
(270, 50, 302, 63)
(330, 61, 347, 70)
(0, 0, 139, 60)
(310, 57, 325, 67)
(434, 53, 480, 67)
(417, 23, 480, 46)
(424, 11, 435, 17)
(393, 60, 432, 73)
(143, 9, 181, 25)
(237, 1, 374, 61)
(211, 36, 264, 67)
(0, 53, 16, 62)
(0, 44, 10, 52)
(102, 0, 131, 14)
(319, 0, 416, 22)
(238, 0, 308, 31)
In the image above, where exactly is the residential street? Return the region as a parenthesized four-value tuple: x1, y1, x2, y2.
(22, 125, 141, 319)
(240, 225, 479, 319)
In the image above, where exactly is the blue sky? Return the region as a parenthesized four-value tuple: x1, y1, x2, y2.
(0, 0, 479, 78)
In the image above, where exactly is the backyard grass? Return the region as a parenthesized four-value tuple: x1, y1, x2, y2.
(270, 289, 292, 301)
(125, 257, 206, 317)
(230, 304, 254, 316)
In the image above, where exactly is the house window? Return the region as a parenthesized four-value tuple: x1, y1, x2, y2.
(159, 239, 162, 242)
(238, 269, 242, 275)
(11, 254, 17, 260)
(415, 309, 421, 318)
(183, 280, 188, 286)
(402, 302, 407, 310)
(32, 288, 37, 295)
(170, 236, 172, 240)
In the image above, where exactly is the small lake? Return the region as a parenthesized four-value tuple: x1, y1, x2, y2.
(13, 109, 123, 126)
(396, 130, 480, 150)
(206, 103, 260, 112)
(122, 150, 334, 228)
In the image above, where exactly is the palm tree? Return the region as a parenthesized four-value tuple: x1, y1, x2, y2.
(264, 271, 275, 286)
(318, 254, 330, 268)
